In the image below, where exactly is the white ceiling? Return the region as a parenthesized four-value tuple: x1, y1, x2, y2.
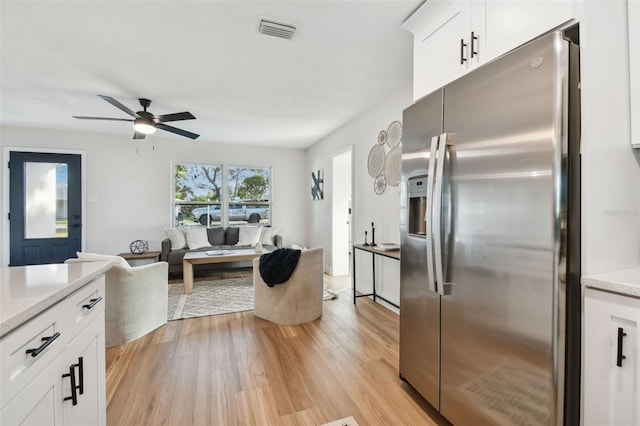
(0, 1, 421, 149)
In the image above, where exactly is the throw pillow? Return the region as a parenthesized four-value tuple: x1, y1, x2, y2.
(164, 227, 187, 250)
(186, 228, 210, 250)
(261, 227, 279, 246)
(76, 252, 130, 269)
(207, 227, 226, 245)
(236, 226, 263, 247)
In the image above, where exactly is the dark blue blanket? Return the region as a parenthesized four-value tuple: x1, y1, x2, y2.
(258, 248, 301, 287)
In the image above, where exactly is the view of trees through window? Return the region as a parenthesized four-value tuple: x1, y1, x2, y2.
(174, 163, 271, 227)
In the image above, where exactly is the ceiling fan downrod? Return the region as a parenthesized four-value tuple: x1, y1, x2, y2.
(139, 98, 151, 112)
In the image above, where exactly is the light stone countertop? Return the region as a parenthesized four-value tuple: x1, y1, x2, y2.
(0, 261, 112, 337)
(581, 266, 640, 298)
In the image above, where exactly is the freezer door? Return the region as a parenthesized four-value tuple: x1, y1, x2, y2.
(439, 32, 569, 425)
(399, 89, 443, 410)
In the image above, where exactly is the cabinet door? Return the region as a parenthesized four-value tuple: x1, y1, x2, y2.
(0, 358, 63, 426)
(480, 0, 574, 61)
(411, 0, 473, 100)
(61, 315, 106, 426)
(629, 0, 640, 148)
(583, 288, 640, 426)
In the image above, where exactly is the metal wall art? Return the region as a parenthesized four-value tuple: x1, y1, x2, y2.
(368, 120, 402, 194)
(311, 169, 324, 200)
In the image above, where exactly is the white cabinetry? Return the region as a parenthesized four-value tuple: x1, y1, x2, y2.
(583, 287, 640, 425)
(629, 0, 639, 148)
(402, 0, 575, 100)
(0, 275, 106, 426)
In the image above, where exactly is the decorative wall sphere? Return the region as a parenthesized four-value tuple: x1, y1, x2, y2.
(129, 240, 149, 254)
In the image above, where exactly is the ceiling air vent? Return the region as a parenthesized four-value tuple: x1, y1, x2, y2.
(259, 19, 296, 40)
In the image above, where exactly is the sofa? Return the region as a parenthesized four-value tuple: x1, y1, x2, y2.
(160, 226, 282, 276)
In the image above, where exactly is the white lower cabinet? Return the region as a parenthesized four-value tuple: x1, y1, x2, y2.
(583, 287, 640, 425)
(1, 360, 63, 425)
(0, 276, 106, 426)
(62, 316, 106, 426)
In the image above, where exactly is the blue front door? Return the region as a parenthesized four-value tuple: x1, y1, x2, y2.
(9, 151, 82, 265)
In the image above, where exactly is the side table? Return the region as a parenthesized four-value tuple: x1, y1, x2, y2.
(117, 250, 161, 266)
(352, 244, 400, 308)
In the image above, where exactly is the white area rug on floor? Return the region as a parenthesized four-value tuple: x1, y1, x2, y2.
(168, 277, 254, 320)
(168, 278, 339, 320)
(321, 416, 359, 426)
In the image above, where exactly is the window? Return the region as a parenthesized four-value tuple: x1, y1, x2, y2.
(173, 163, 271, 228)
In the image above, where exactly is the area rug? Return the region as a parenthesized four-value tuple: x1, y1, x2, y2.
(168, 277, 254, 320)
(168, 278, 339, 320)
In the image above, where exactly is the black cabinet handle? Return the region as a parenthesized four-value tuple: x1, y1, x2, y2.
(470, 31, 479, 58)
(77, 357, 84, 395)
(616, 327, 627, 367)
(25, 332, 60, 358)
(62, 364, 78, 406)
(460, 38, 467, 64)
(82, 297, 103, 310)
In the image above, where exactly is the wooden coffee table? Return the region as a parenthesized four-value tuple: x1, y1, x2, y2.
(182, 248, 269, 294)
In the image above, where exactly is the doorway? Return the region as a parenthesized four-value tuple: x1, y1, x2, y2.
(9, 151, 82, 266)
(331, 147, 352, 277)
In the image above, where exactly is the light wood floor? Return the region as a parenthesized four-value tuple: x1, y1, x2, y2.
(105, 274, 449, 425)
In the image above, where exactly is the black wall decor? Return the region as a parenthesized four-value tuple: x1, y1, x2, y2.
(311, 169, 324, 200)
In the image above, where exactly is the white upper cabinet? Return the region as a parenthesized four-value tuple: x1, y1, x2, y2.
(403, 0, 576, 100)
(402, 0, 475, 100)
(628, 0, 639, 148)
(480, 1, 574, 61)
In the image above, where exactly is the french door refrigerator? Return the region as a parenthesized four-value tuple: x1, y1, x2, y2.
(399, 30, 581, 426)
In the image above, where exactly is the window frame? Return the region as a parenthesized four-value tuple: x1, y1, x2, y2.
(171, 162, 272, 228)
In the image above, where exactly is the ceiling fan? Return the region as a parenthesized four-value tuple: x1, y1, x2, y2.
(73, 95, 199, 140)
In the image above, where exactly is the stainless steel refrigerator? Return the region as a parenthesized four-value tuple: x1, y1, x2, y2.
(399, 30, 581, 426)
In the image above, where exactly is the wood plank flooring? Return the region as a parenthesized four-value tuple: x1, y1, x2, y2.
(105, 274, 449, 425)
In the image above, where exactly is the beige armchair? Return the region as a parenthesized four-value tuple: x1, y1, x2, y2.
(253, 247, 323, 325)
(66, 254, 168, 347)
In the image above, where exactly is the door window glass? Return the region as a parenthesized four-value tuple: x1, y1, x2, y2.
(24, 162, 68, 238)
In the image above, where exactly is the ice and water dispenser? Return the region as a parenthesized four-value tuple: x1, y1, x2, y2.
(408, 175, 428, 236)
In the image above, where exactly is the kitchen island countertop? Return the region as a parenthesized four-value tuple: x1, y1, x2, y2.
(581, 266, 640, 298)
(0, 261, 112, 337)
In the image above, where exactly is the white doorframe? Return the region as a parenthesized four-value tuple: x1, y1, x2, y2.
(331, 146, 353, 276)
(2, 147, 87, 266)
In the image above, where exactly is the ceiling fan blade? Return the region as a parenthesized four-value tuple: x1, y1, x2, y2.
(73, 116, 133, 122)
(133, 131, 146, 140)
(156, 123, 200, 140)
(97, 94, 139, 118)
(155, 112, 196, 123)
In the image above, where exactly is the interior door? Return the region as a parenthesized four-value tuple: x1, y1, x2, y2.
(9, 151, 82, 266)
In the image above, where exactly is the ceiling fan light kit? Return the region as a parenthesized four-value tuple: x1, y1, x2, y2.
(73, 95, 199, 140)
(133, 118, 156, 134)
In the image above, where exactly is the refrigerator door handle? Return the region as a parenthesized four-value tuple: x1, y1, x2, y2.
(433, 132, 450, 296)
(425, 135, 440, 293)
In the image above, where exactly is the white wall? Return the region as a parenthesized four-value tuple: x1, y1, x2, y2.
(1, 126, 307, 264)
(577, 0, 640, 274)
(306, 85, 412, 311)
